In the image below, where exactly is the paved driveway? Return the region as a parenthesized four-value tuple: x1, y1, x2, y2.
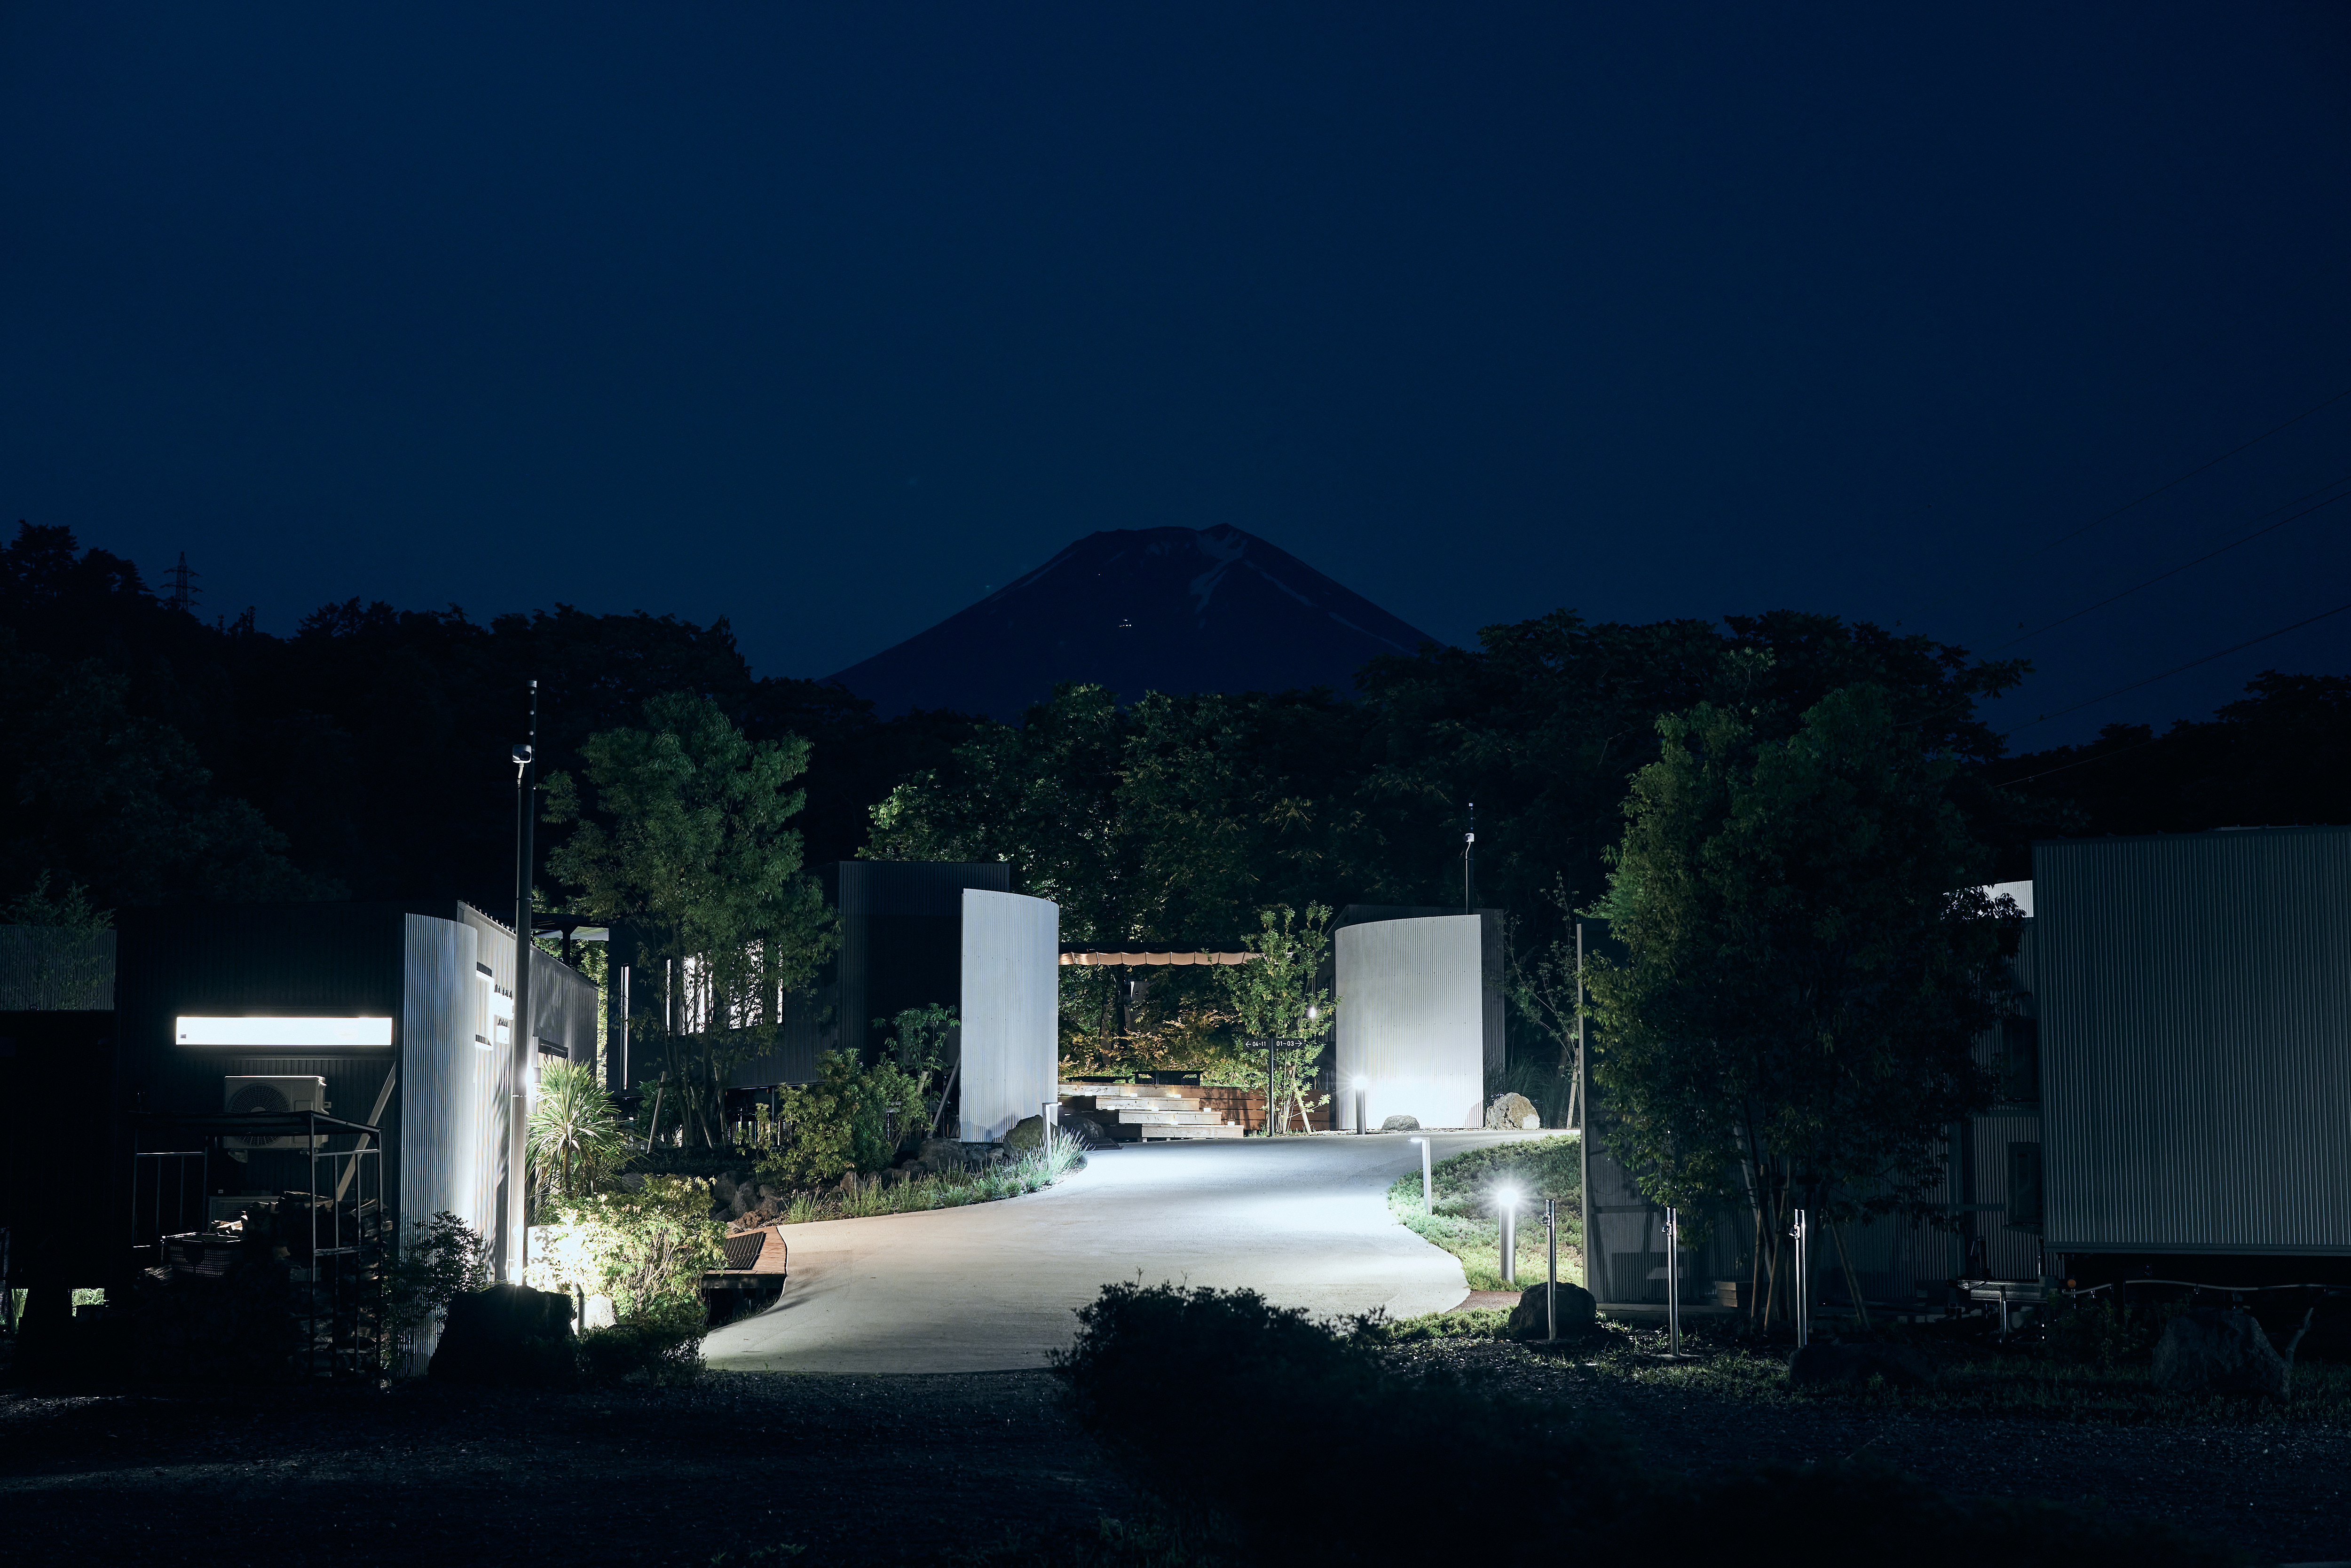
(702, 1130, 1528, 1373)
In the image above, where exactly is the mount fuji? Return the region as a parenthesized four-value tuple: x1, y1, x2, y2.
(825, 526, 1439, 719)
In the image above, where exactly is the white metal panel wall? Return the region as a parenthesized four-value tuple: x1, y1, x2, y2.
(1334, 915, 1485, 1128)
(2038, 827, 2351, 1255)
(399, 915, 502, 1253)
(958, 889, 1059, 1143)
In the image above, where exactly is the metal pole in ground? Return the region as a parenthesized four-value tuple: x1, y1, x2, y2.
(1412, 1136, 1432, 1213)
(1666, 1207, 1681, 1355)
(1545, 1198, 1558, 1342)
(1791, 1208, 1809, 1349)
(1501, 1198, 1517, 1287)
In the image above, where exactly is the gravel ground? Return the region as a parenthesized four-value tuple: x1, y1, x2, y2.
(1384, 1338, 2351, 1565)
(0, 1371, 1133, 1567)
(6, 1348, 2346, 1566)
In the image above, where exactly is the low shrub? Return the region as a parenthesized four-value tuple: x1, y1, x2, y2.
(1057, 1282, 2239, 1567)
(386, 1211, 493, 1371)
(759, 1050, 931, 1190)
(1056, 1282, 1643, 1559)
(2040, 1293, 2184, 1369)
(581, 1311, 704, 1384)
(526, 1176, 726, 1320)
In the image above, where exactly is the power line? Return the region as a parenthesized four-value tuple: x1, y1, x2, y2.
(2001, 601, 2351, 737)
(1996, 730, 2174, 788)
(1989, 478, 2351, 652)
(1908, 382, 2351, 625)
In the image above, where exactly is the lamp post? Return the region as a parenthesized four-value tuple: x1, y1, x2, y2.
(1544, 1197, 1559, 1342)
(1352, 1076, 1366, 1135)
(507, 680, 537, 1285)
(1665, 1206, 1682, 1356)
(1410, 1135, 1432, 1214)
(1791, 1207, 1810, 1349)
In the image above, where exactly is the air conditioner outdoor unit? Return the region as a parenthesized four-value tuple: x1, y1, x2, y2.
(222, 1075, 328, 1150)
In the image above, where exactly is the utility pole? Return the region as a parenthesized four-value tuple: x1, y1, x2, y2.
(1462, 800, 1476, 911)
(506, 680, 538, 1283)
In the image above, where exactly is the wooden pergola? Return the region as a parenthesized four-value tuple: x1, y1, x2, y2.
(1057, 949, 1257, 966)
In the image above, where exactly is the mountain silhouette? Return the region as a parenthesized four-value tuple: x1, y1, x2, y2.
(826, 526, 1438, 719)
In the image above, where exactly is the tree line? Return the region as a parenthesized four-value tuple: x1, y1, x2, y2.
(7, 520, 2348, 1250)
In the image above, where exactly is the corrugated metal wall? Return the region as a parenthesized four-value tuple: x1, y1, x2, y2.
(0, 927, 116, 1009)
(399, 914, 502, 1256)
(2038, 827, 2351, 1256)
(958, 888, 1058, 1142)
(1334, 915, 1489, 1130)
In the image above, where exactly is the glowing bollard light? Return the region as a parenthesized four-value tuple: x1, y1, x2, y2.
(1352, 1076, 1367, 1135)
(1498, 1185, 1521, 1287)
(1409, 1136, 1432, 1214)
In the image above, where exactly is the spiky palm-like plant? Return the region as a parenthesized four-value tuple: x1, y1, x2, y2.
(528, 1059, 631, 1200)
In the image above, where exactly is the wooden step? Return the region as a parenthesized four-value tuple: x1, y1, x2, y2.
(1099, 1119, 1246, 1141)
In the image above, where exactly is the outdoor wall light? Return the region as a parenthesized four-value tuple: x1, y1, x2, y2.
(176, 1016, 392, 1048)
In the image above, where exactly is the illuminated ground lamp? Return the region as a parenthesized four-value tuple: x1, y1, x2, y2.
(1352, 1076, 1367, 1134)
(1497, 1184, 1521, 1287)
(1409, 1135, 1433, 1213)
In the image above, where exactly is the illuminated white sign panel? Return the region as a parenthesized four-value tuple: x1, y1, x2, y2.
(175, 1016, 393, 1048)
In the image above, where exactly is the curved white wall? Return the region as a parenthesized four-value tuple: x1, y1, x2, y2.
(958, 889, 1060, 1142)
(1335, 914, 1485, 1129)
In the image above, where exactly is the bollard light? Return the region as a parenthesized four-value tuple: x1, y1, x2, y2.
(1409, 1135, 1432, 1214)
(1352, 1076, 1367, 1135)
(1497, 1184, 1521, 1287)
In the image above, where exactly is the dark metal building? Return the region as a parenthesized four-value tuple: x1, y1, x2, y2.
(112, 901, 596, 1278)
(709, 860, 1012, 1089)
(2036, 826, 2351, 1277)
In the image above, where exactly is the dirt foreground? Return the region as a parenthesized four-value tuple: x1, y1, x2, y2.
(4, 1354, 2346, 1565)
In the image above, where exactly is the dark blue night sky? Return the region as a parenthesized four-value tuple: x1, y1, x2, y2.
(5, 4, 2347, 746)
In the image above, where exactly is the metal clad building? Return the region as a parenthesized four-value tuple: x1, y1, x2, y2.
(2037, 827, 2351, 1258)
(115, 902, 598, 1273)
(728, 860, 1011, 1088)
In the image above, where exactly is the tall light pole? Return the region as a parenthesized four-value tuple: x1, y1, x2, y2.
(506, 680, 537, 1283)
(1462, 800, 1475, 911)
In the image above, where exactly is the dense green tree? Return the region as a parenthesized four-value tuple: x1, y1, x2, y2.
(1354, 609, 2029, 955)
(868, 683, 1373, 946)
(544, 692, 834, 1146)
(1584, 685, 2017, 1324)
(0, 633, 321, 907)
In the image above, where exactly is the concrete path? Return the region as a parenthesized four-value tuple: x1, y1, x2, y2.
(702, 1129, 1531, 1374)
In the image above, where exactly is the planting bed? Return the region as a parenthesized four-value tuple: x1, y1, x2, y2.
(1381, 1331, 2351, 1564)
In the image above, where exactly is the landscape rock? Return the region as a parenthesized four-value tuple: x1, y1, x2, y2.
(2151, 1308, 2290, 1399)
(1381, 1115, 1421, 1132)
(428, 1284, 577, 1387)
(581, 1294, 617, 1332)
(1506, 1281, 1596, 1339)
(1485, 1093, 1538, 1130)
(1005, 1115, 1047, 1154)
(1786, 1340, 1935, 1389)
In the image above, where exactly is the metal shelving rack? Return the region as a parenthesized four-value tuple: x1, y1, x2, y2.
(126, 1110, 387, 1382)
